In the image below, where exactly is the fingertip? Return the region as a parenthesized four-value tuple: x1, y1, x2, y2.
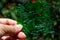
(15, 25, 23, 33)
(17, 32, 26, 39)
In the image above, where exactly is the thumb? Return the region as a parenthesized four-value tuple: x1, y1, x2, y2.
(0, 24, 23, 37)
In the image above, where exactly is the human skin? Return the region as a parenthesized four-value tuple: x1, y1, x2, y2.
(0, 18, 26, 40)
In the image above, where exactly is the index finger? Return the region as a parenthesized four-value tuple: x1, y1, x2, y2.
(0, 18, 17, 25)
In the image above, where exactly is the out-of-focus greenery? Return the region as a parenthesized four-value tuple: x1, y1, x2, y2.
(0, 0, 60, 40)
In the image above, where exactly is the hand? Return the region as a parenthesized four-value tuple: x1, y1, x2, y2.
(0, 18, 26, 40)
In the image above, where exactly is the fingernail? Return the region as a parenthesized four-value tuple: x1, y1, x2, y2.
(17, 24, 23, 28)
(14, 21, 17, 24)
(18, 24, 23, 27)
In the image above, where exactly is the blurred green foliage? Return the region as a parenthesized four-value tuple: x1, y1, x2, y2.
(0, 0, 60, 40)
